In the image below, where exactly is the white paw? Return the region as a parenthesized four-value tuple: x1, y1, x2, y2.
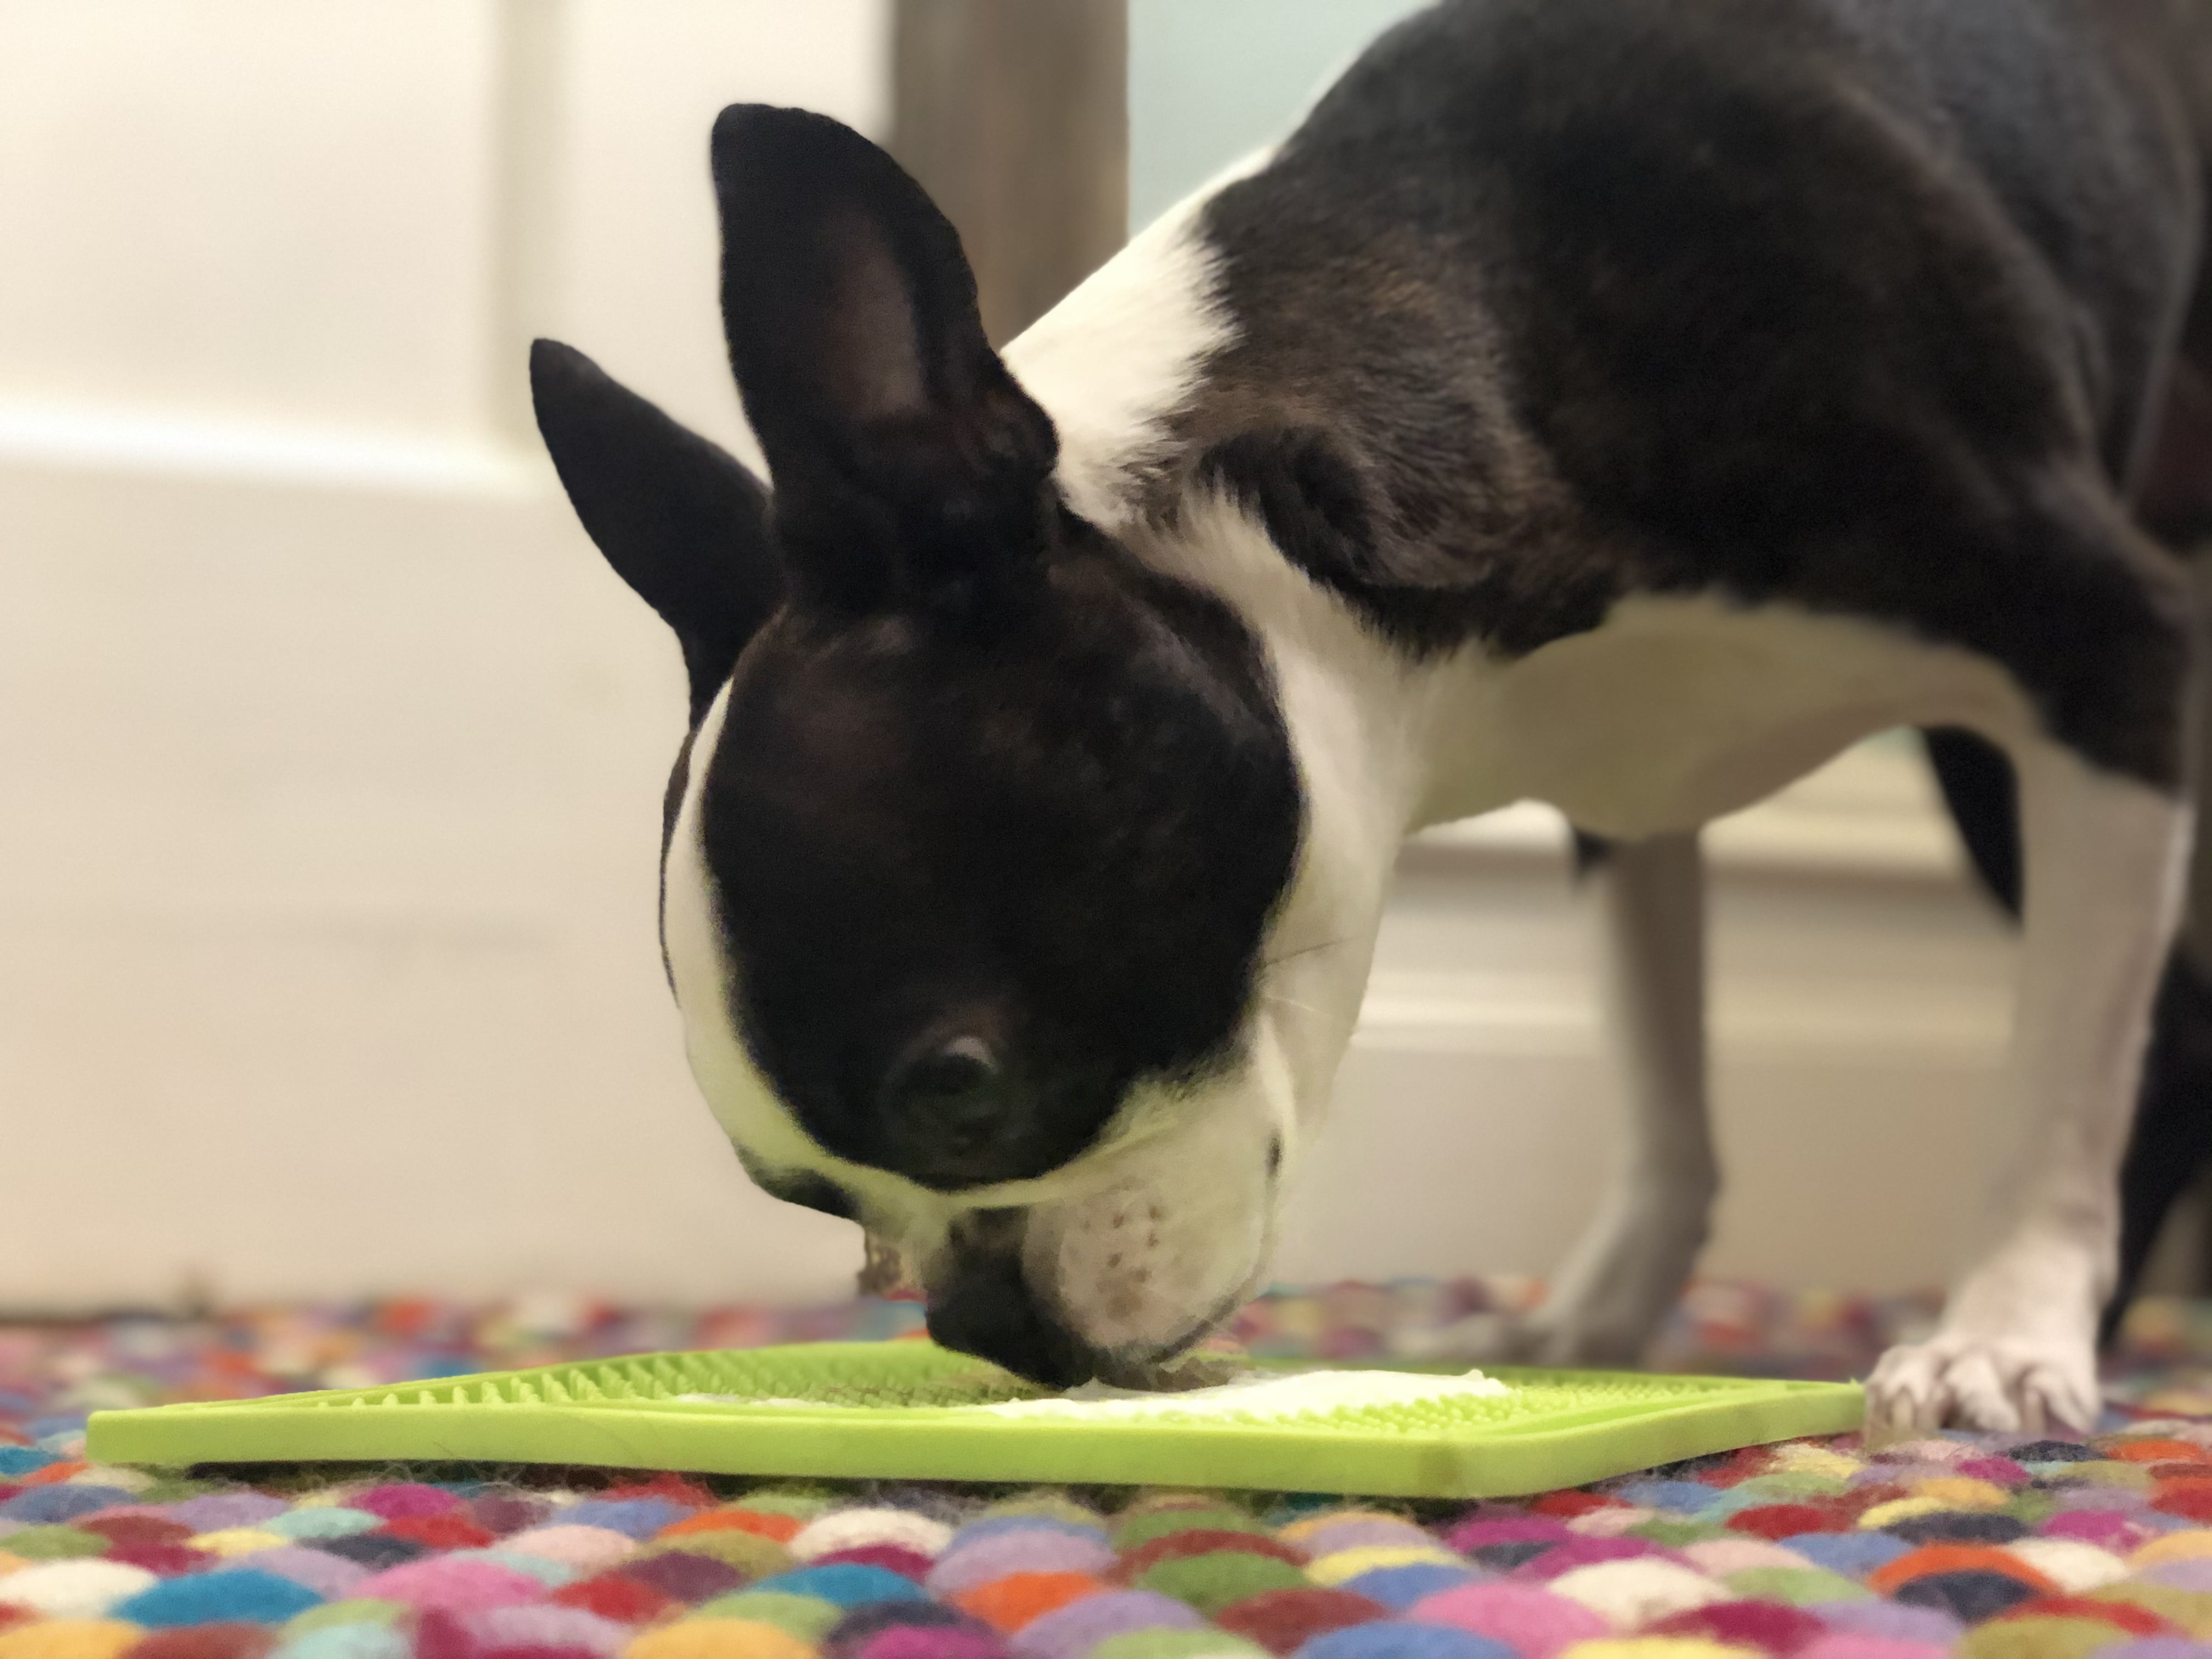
(1866, 1333, 2099, 1433)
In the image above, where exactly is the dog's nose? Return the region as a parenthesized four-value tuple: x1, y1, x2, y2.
(924, 1211, 1098, 1388)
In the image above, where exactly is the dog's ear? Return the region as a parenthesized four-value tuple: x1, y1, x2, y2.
(710, 104, 1059, 614)
(531, 339, 780, 716)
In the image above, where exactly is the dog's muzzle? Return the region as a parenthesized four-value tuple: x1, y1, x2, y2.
(921, 1209, 1106, 1389)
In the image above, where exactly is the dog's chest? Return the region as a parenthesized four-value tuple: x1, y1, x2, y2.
(1429, 595, 2028, 838)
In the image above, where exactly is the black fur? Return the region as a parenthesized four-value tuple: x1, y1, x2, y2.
(711, 106, 1060, 620)
(700, 528, 1301, 1192)
(1923, 729, 2024, 912)
(1182, 0, 2203, 787)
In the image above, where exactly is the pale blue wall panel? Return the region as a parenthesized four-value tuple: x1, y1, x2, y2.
(1128, 0, 1432, 230)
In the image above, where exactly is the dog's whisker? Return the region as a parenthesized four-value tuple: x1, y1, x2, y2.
(1262, 935, 1354, 970)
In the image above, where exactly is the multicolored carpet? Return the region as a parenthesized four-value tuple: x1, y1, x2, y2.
(10, 1283, 2212, 1659)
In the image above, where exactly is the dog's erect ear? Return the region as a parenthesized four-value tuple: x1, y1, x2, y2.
(531, 340, 780, 716)
(711, 104, 1059, 613)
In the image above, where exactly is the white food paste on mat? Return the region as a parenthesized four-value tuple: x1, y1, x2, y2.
(676, 1368, 1509, 1419)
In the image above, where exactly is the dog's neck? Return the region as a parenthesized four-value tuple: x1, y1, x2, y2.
(1005, 177, 1511, 839)
(1006, 193, 1509, 1115)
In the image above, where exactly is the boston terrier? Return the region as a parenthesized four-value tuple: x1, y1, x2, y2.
(529, 0, 2212, 1431)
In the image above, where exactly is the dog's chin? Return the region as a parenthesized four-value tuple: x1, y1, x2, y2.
(1074, 1285, 1265, 1388)
(1007, 1064, 1287, 1378)
(1090, 1344, 1253, 1392)
(1030, 1211, 1274, 1387)
(911, 1210, 1265, 1388)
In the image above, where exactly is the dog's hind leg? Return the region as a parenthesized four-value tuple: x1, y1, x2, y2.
(1520, 831, 1717, 1365)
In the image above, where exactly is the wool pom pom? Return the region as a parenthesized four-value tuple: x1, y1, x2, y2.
(792, 1513, 953, 1565)
(0, 1563, 156, 1621)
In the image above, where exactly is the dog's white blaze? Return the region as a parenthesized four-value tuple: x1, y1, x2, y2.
(662, 680, 958, 1255)
(663, 687, 820, 1166)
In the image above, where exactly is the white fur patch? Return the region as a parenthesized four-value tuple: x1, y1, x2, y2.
(661, 681, 955, 1259)
(1438, 594, 2037, 836)
(1025, 1068, 1280, 1353)
(1002, 149, 1268, 532)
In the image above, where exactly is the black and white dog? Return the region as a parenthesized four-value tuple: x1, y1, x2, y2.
(530, 0, 2212, 1431)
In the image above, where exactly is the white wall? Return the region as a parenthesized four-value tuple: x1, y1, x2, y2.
(1129, 0, 1432, 228)
(0, 1, 886, 1309)
(3, 1, 2039, 1313)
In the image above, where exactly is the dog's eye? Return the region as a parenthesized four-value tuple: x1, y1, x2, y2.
(900, 1036, 995, 1096)
(886, 1035, 1003, 1134)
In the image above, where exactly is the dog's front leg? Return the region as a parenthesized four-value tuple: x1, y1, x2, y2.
(1522, 831, 1718, 1364)
(1869, 738, 2190, 1432)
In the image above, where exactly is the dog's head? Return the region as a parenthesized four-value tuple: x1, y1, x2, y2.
(532, 106, 1320, 1385)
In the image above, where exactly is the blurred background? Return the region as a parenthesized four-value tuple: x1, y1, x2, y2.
(1, 1, 2169, 1318)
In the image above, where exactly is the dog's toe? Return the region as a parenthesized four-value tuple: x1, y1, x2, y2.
(1866, 1343, 1943, 1431)
(1867, 1335, 2097, 1433)
(2015, 1355, 2100, 1436)
(1944, 1347, 2021, 1433)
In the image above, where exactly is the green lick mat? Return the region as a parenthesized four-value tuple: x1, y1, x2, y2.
(87, 1342, 1865, 1499)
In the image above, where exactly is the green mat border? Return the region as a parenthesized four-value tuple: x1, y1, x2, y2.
(87, 1344, 1866, 1498)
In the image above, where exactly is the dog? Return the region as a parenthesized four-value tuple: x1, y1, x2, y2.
(528, 0, 2212, 1431)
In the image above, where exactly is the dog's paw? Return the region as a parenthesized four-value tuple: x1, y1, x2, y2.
(1866, 1334, 2098, 1433)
